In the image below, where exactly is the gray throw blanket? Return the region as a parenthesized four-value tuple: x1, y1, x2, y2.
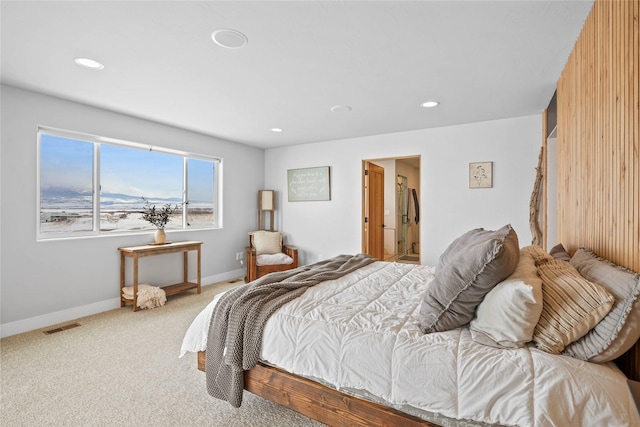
(206, 253, 376, 407)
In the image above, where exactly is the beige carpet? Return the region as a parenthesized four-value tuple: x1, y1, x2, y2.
(1, 279, 325, 427)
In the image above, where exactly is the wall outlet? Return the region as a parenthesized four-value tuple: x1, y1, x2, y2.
(235, 252, 244, 261)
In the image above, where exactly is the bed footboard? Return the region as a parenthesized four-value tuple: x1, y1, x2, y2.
(197, 351, 435, 427)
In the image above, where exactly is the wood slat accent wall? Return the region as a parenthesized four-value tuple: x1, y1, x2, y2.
(557, 0, 639, 273)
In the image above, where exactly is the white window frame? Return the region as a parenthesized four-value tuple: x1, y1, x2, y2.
(37, 126, 222, 240)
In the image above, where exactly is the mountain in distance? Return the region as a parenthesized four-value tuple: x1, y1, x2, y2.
(101, 192, 182, 205)
(41, 187, 182, 209)
(40, 187, 92, 199)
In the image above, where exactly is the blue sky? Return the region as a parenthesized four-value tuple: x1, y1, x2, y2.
(101, 144, 182, 199)
(41, 134, 214, 202)
(40, 134, 93, 191)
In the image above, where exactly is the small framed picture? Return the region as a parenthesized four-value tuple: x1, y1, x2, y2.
(469, 162, 493, 188)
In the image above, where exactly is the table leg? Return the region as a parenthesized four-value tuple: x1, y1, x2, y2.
(197, 246, 201, 294)
(120, 253, 125, 307)
(183, 251, 188, 284)
(133, 254, 139, 312)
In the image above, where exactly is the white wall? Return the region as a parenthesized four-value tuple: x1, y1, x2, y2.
(265, 115, 542, 266)
(0, 85, 264, 336)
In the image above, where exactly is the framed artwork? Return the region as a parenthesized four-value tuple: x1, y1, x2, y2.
(287, 166, 331, 201)
(469, 162, 493, 188)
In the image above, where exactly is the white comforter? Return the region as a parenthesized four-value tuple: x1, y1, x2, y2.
(181, 261, 639, 427)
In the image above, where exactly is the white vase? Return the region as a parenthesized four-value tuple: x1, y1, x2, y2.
(154, 229, 166, 244)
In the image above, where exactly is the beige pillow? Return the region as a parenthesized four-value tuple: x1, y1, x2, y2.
(469, 248, 543, 348)
(250, 230, 282, 255)
(522, 244, 553, 265)
(533, 260, 614, 354)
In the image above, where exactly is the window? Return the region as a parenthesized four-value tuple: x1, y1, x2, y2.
(100, 144, 183, 232)
(38, 127, 221, 239)
(39, 134, 94, 234)
(186, 158, 216, 228)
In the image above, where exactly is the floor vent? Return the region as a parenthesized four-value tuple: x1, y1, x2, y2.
(44, 323, 81, 335)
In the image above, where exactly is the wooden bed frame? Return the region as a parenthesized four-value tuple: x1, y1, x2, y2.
(195, 1, 640, 424)
(197, 345, 639, 427)
(197, 351, 438, 427)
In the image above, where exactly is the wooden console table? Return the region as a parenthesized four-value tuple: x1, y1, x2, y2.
(118, 240, 202, 311)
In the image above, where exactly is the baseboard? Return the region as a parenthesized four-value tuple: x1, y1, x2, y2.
(0, 268, 245, 339)
(0, 298, 121, 338)
(202, 268, 245, 285)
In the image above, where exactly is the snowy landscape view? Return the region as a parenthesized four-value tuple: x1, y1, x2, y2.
(40, 188, 213, 233)
(39, 132, 216, 234)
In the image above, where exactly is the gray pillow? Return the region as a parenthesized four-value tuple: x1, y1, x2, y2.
(549, 243, 572, 262)
(419, 224, 520, 333)
(563, 248, 640, 362)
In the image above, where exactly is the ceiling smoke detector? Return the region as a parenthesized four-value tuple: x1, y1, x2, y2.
(211, 29, 248, 49)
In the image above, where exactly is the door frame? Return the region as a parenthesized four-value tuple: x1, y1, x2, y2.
(362, 156, 421, 262)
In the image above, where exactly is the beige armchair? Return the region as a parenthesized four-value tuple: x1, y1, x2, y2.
(244, 230, 298, 282)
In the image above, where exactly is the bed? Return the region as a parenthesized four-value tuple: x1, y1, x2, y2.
(181, 226, 640, 427)
(180, 1, 640, 421)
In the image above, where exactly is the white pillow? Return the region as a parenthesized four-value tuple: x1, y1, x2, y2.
(469, 248, 543, 348)
(256, 253, 294, 266)
(251, 230, 282, 255)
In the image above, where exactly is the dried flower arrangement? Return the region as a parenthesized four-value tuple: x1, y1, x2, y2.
(140, 196, 179, 229)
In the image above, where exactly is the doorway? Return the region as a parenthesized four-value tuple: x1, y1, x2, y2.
(362, 156, 421, 264)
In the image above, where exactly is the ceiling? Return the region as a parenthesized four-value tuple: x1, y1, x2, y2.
(1, 1, 593, 149)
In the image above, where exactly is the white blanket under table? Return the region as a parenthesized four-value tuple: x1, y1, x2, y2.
(181, 261, 639, 427)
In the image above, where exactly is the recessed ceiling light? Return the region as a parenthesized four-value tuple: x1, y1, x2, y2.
(73, 57, 104, 70)
(211, 29, 248, 49)
(271, 128, 284, 133)
(420, 101, 440, 108)
(330, 105, 352, 113)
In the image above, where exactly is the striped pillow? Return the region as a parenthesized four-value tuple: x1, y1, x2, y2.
(533, 260, 614, 354)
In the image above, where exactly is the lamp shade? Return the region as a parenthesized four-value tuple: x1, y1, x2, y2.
(259, 190, 274, 211)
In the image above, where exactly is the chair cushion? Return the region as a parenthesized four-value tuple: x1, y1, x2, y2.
(251, 230, 283, 255)
(256, 253, 294, 266)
